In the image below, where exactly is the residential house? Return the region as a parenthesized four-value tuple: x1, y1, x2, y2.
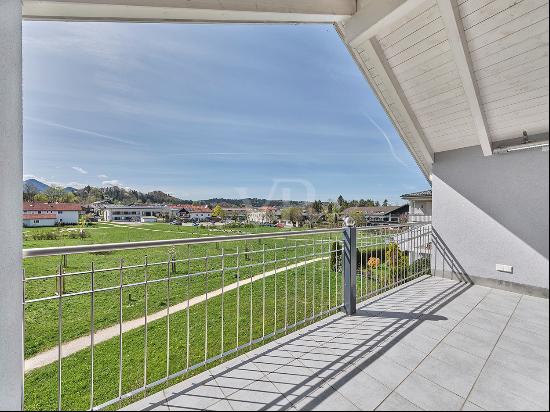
(247, 206, 278, 224)
(222, 207, 249, 221)
(169, 204, 212, 222)
(102, 205, 167, 222)
(343, 205, 409, 225)
(22, 202, 82, 227)
(401, 190, 432, 223)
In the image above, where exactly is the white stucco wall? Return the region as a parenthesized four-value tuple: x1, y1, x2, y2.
(432, 144, 549, 296)
(0, 0, 23, 409)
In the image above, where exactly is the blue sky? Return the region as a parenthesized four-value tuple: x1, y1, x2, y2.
(23, 22, 428, 203)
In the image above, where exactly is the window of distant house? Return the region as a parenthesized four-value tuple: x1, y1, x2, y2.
(34, 220, 39, 223)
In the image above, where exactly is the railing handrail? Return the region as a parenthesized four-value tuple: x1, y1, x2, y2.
(22, 224, 415, 258)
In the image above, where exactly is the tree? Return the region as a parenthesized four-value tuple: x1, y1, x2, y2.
(383, 199, 389, 207)
(311, 200, 323, 214)
(43, 185, 68, 202)
(281, 207, 303, 225)
(23, 183, 38, 201)
(211, 205, 225, 219)
(351, 210, 367, 227)
(337, 195, 346, 209)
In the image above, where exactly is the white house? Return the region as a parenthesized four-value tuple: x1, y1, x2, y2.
(102, 205, 167, 222)
(401, 190, 432, 223)
(22, 202, 82, 227)
(247, 206, 277, 224)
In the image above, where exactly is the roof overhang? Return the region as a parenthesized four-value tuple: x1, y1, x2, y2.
(22, 0, 356, 23)
(22, 0, 550, 181)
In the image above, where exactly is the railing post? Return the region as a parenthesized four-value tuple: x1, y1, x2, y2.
(342, 225, 357, 315)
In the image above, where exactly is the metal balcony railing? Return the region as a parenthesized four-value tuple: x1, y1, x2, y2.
(22, 223, 432, 411)
(407, 214, 432, 223)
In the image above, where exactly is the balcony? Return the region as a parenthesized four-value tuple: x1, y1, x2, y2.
(20, 224, 549, 411)
(124, 276, 549, 411)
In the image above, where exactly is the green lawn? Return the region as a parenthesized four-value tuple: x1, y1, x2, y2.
(23, 222, 429, 410)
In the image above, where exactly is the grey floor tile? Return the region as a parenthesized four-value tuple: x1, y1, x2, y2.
(227, 379, 293, 411)
(212, 367, 267, 397)
(495, 332, 549, 361)
(395, 372, 465, 411)
(375, 392, 423, 411)
(415, 344, 485, 398)
(327, 368, 392, 411)
(358, 354, 411, 391)
(468, 359, 548, 410)
(164, 381, 227, 411)
(120, 389, 168, 411)
(381, 340, 427, 371)
(206, 399, 234, 411)
(462, 309, 509, 334)
(489, 346, 549, 384)
(500, 324, 550, 351)
(443, 330, 496, 360)
(461, 401, 485, 411)
(293, 385, 360, 411)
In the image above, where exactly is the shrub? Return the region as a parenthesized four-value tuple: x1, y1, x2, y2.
(367, 257, 381, 268)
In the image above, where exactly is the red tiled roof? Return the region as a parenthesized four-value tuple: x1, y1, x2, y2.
(180, 204, 212, 213)
(23, 213, 57, 220)
(23, 202, 82, 212)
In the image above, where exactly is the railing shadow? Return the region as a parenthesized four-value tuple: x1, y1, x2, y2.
(140, 276, 472, 411)
(432, 228, 472, 284)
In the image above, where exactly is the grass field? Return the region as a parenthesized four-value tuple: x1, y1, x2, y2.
(22, 222, 427, 410)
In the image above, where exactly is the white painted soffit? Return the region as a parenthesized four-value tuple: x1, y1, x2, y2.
(23, 0, 356, 23)
(339, 0, 549, 178)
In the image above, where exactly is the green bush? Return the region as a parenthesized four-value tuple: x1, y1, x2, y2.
(330, 241, 387, 270)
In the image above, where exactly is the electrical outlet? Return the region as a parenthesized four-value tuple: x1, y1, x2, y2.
(496, 264, 513, 274)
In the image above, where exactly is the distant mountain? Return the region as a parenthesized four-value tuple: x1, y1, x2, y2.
(24, 178, 50, 192)
(203, 198, 306, 208)
(23, 179, 307, 206)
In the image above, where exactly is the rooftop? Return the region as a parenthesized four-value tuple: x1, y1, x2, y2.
(23, 202, 82, 211)
(401, 190, 433, 199)
(125, 276, 549, 411)
(343, 205, 408, 216)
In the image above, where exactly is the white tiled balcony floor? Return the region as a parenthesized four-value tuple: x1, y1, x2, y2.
(123, 276, 549, 411)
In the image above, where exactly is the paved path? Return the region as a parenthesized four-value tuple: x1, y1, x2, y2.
(24, 256, 327, 373)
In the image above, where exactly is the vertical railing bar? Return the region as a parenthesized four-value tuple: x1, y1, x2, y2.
(284, 238, 289, 334)
(360, 231, 363, 300)
(186, 245, 191, 372)
(320, 236, 324, 318)
(249, 244, 253, 346)
(90, 262, 95, 411)
(166, 255, 171, 378)
(328, 234, 332, 311)
(204, 253, 209, 363)
(57, 264, 63, 411)
(118, 259, 123, 400)
(262, 244, 266, 340)
(303, 238, 307, 323)
(312, 238, 316, 319)
(22, 268, 26, 412)
(220, 248, 225, 356)
(236, 246, 240, 348)
(294, 240, 298, 328)
(143, 256, 148, 389)
(273, 241, 278, 335)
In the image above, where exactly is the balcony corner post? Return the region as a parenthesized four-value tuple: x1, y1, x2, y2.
(0, 0, 24, 410)
(342, 225, 357, 315)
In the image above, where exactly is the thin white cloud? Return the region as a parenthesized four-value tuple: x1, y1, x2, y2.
(102, 179, 122, 187)
(98, 174, 108, 179)
(72, 166, 88, 174)
(364, 113, 408, 167)
(24, 116, 140, 146)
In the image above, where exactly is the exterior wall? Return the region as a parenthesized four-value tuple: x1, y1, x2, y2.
(0, 1, 23, 408)
(23, 218, 56, 227)
(189, 212, 211, 221)
(432, 145, 549, 296)
(55, 210, 79, 224)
